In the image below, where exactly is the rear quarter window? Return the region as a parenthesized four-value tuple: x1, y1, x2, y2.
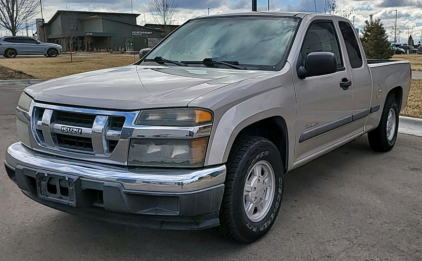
(339, 21, 363, 69)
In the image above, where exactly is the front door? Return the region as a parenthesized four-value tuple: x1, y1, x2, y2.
(25, 37, 44, 54)
(293, 20, 354, 162)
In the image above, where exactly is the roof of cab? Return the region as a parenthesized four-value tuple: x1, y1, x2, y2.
(192, 11, 340, 20)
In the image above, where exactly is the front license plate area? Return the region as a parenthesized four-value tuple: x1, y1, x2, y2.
(36, 173, 77, 207)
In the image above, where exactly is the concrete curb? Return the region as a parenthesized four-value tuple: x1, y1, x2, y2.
(0, 79, 46, 85)
(399, 116, 422, 137)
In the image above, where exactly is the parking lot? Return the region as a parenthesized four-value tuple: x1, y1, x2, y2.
(0, 84, 421, 261)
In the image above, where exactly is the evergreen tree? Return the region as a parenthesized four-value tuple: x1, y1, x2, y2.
(360, 19, 394, 59)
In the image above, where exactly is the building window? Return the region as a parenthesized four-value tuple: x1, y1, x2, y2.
(69, 18, 78, 31)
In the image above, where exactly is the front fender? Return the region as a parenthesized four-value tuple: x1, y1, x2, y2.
(204, 85, 297, 170)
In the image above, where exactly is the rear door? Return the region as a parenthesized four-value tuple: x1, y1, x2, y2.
(3, 37, 21, 53)
(11, 37, 27, 54)
(338, 20, 373, 136)
(293, 20, 354, 162)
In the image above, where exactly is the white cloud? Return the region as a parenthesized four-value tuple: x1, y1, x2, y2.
(2, 0, 422, 44)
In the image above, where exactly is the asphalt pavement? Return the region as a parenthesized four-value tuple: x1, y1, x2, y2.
(0, 84, 421, 261)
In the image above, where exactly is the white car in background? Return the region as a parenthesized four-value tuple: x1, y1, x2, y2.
(0, 36, 62, 58)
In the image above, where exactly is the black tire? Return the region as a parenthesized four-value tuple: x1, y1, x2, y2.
(4, 48, 17, 58)
(219, 136, 284, 243)
(368, 95, 400, 152)
(47, 48, 58, 57)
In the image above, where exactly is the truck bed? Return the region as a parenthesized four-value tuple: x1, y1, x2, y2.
(367, 59, 411, 112)
(367, 59, 401, 64)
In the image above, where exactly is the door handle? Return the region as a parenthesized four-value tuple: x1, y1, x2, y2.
(340, 78, 352, 90)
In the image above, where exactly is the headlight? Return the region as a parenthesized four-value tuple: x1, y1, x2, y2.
(17, 92, 32, 111)
(128, 138, 208, 168)
(135, 108, 212, 126)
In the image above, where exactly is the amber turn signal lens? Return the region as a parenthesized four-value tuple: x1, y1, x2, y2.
(195, 110, 212, 124)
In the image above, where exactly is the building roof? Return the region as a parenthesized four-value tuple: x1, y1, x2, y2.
(80, 16, 163, 32)
(143, 23, 179, 30)
(46, 10, 140, 25)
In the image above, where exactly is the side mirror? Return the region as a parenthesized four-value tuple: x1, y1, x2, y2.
(298, 52, 337, 79)
(139, 48, 152, 59)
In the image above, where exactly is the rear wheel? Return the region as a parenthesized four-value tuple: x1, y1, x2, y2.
(368, 95, 399, 152)
(219, 136, 284, 243)
(4, 49, 17, 58)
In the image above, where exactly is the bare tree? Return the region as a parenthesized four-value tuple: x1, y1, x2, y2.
(391, 26, 401, 43)
(66, 34, 77, 62)
(340, 10, 354, 19)
(0, 0, 42, 36)
(57, 14, 79, 62)
(324, 0, 337, 14)
(85, 35, 94, 53)
(148, 0, 178, 34)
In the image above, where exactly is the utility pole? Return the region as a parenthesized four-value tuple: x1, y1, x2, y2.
(314, 0, 317, 12)
(268, 0, 269, 11)
(208, 8, 210, 15)
(394, 10, 398, 43)
(131, 0, 133, 13)
(252, 0, 257, 11)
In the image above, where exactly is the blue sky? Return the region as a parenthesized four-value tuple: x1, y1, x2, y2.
(3, 0, 422, 44)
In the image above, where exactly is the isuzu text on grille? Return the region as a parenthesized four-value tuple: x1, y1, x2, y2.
(60, 126, 82, 135)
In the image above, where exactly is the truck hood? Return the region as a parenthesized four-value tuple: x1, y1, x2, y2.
(26, 65, 268, 110)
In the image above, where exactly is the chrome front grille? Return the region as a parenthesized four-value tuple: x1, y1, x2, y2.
(56, 134, 93, 152)
(31, 105, 134, 156)
(55, 111, 96, 128)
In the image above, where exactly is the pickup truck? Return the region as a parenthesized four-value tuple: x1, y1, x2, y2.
(4, 12, 411, 243)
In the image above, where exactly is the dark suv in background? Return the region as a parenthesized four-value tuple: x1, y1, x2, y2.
(399, 44, 417, 54)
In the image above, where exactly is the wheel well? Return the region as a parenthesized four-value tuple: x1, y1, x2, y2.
(387, 87, 403, 112)
(231, 116, 289, 173)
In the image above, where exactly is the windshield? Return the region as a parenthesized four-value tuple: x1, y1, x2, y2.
(144, 17, 299, 70)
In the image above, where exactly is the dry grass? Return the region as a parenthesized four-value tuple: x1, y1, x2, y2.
(393, 54, 422, 71)
(401, 79, 422, 118)
(0, 54, 136, 79)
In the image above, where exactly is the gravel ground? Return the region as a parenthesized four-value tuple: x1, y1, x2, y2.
(0, 66, 33, 80)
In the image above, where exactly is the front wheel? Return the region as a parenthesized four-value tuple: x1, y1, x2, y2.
(368, 95, 400, 152)
(47, 48, 58, 57)
(219, 136, 284, 243)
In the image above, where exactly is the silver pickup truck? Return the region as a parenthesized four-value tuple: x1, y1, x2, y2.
(4, 12, 411, 243)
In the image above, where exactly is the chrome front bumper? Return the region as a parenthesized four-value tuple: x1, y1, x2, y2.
(5, 142, 226, 230)
(5, 142, 226, 193)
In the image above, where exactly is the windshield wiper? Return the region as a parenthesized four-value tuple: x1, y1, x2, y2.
(152, 56, 187, 66)
(202, 58, 246, 70)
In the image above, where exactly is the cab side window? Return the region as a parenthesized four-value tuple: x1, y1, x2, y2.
(339, 21, 363, 68)
(301, 22, 344, 69)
